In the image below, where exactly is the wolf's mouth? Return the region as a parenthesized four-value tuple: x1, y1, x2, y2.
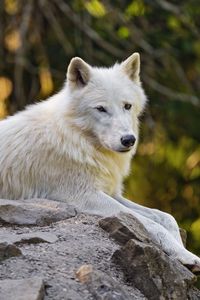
(100, 142, 132, 153)
(118, 148, 132, 153)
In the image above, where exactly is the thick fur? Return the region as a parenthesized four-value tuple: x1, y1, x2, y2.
(0, 54, 145, 200)
(0, 53, 200, 271)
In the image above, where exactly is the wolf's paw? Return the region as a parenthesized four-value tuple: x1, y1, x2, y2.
(180, 254, 200, 275)
(184, 263, 200, 275)
(171, 246, 200, 275)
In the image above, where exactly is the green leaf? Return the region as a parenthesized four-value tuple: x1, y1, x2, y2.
(117, 26, 130, 39)
(126, 0, 146, 17)
(85, 0, 106, 18)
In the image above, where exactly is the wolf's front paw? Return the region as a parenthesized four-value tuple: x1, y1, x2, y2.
(178, 252, 200, 275)
(184, 263, 200, 275)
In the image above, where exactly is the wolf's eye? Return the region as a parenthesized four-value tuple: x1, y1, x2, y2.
(96, 106, 107, 113)
(124, 103, 132, 110)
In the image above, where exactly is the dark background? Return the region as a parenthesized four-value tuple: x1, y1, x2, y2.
(0, 0, 200, 260)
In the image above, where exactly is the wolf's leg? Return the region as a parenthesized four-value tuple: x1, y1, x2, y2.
(113, 195, 183, 245)
(75, 191, 200, 270)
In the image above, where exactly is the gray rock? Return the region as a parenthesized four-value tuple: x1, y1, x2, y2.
(0, 213, 146, 300)
(0, 232, 58, 244)
(112, 238, 197, 300)
(0, 210, 199, 299)
(99, 212, 150, 245)
(0, 198, 77, 226)
(76, 264, 142, 300)
(0, 277, 45, 300)
(0, 242, 22, 261)
(100, 212, 200, 300)
(187, 287, 200, 299)
(100, 213, 187, 248)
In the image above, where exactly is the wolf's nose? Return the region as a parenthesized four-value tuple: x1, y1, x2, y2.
(121, 135, 136, 147)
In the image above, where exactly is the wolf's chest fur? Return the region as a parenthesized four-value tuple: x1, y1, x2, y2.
(91, 150, 132, 196)
(53, 126, 132, 197)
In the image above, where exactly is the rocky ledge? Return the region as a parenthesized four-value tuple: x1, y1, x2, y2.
(0, 198, 199, 300)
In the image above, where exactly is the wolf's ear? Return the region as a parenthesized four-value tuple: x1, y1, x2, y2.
(67, 57, 91, 89)
(121, 53, 140, 83)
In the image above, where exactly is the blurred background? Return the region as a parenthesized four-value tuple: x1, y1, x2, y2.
(0, 0, 199, 259)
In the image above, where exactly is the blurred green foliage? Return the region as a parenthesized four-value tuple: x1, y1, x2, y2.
(0, 0, 200, 260)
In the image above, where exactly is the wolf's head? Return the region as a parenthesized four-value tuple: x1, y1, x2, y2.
(65, 53, 147, 153)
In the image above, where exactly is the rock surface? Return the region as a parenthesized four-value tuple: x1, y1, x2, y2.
(113, 239, 195, 300)
(0, 198, 199, 299)
(100, 213, 200, 300)
(99, 211, 150, 245)
(0, 198, 77, 226)
(0, 277, 45, 300)
(0, 232, 58, 245)
(0, 242, 22, 261)
(76, 264, 133, 300)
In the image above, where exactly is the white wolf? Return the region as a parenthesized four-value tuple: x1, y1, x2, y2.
(0, 53, 199, 272)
